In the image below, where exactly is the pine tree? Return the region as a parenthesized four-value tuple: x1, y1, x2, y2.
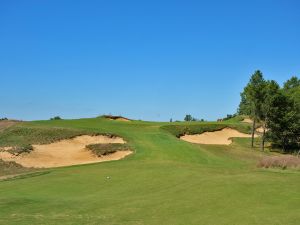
(242, 70, 266, 148)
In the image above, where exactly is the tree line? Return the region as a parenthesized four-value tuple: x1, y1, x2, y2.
(239, 70, 300, 152)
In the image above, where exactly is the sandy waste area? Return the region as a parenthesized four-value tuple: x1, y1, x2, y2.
(0, 135, 132, 168)
(110, 117, 130, 122)
(242, 118, 253, 123)
(180, 128, 257, 145)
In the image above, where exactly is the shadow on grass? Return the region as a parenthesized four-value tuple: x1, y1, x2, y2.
(0, 171, 51, 182)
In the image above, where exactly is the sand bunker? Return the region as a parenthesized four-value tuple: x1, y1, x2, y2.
(256, 126, 269, 133)
(242, 118, 253, 123)
(256, 127, 264, 133)
(0, 135, 132, 168)
(180, 128, 257, 145)
(103, 115, 131, 122)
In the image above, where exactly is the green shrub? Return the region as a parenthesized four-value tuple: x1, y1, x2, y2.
(7, 144, 33, 156)
(86, 143, 129, 157)
(50, 116, 62, 120)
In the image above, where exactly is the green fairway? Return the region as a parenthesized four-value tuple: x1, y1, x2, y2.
(0, 118, 300, 225)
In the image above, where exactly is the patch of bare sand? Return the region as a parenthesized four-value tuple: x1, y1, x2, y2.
(256, 126, 269, 133)
(109, 118, 130, 122)
(117, 118, 130, 122)
(242, 118, 253, 123)
(180, 128, 257, 145)
(103, 115, 131, 122)
(0, 135, 132, 168)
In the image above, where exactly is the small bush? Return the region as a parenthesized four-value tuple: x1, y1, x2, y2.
(7, 144, 33, 156)
(223, 114, 237, 121)
(184, 115, 199, 122)
(86, 143, 128, 157)
(257, 155, 300, 169)
(50, 116, 62, 120)
(0, 118, 8, 121)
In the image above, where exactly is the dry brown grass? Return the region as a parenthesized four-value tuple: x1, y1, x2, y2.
(0, 120, 20, 132)
(258, 155, 300, 169)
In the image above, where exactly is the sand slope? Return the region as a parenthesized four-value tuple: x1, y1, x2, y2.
(0, 135, 132, 168)
(180, 128, 257, 145)
(256, 126, 270, 133)
(110, 118, 130, 122)
(103, 115, 131, 122)
(242, 118, 253, 123)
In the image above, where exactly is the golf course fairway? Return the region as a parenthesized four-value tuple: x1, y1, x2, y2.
(0, 117, 299, 225)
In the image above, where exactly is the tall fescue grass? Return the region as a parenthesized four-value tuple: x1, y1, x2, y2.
(161, 123, 252, 137)
(0, 159, 35, 177)
(86, 143, 129, 156)
(258, 155, 300, 169)
(0, 126, 113, 147)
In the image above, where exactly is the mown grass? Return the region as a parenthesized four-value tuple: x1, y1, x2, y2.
(0, 117, 299, 225)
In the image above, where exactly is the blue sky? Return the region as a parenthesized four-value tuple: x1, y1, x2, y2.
(1, 0, 299, 121)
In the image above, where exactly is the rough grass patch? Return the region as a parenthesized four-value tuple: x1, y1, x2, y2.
(86, 143, 129, 157)
(257, 155, 300, 169)
(0, 126, 114, 148)
(0, 159, 35, 177)
(7, 144, 33, 156)
(161, 123, 252, 137)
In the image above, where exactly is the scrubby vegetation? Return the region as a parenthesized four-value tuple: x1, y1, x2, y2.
(258, 155, 300, 170)
(7, 144, 33, 156)
(50, 116, 62, 120)
(161, 123, 251, 137)
(239, 72, 300, 152)
(0, 126, 100, 148)
(99, 115, 130, 121)
(222, 114, 237, 121)
(86, 143, 129, 156)
(0, 159, 34, 177)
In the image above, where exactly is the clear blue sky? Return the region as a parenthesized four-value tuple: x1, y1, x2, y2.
(1, 0, 299, 121)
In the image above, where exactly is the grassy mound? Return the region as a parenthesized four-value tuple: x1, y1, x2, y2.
(0, 159, 34, 177)
(0, 125, 115, 148)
